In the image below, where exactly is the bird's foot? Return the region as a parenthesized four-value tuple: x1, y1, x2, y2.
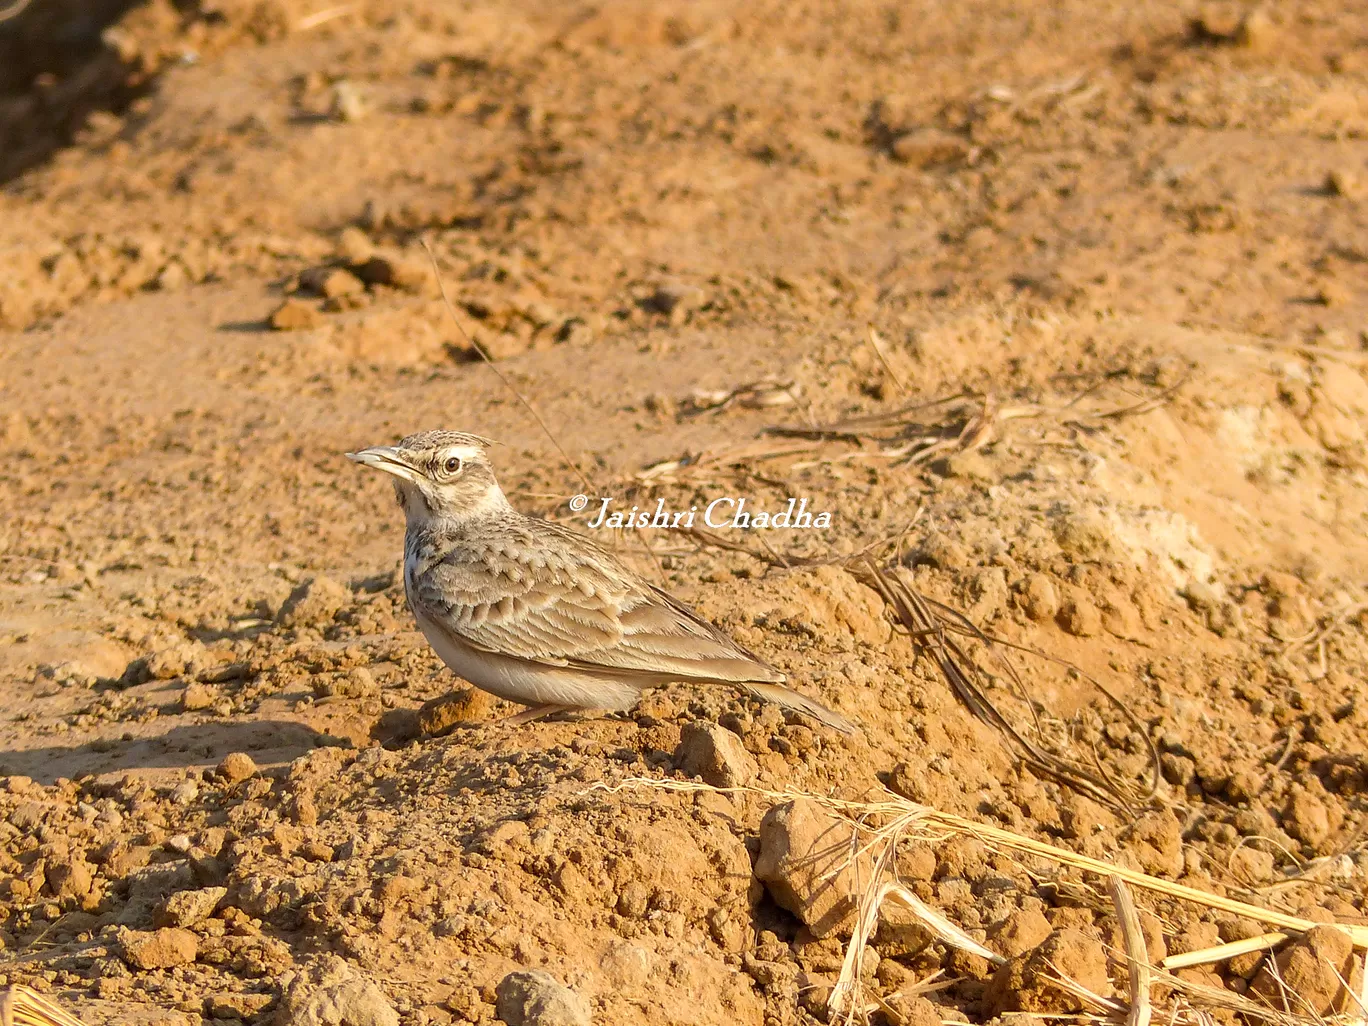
(499, 703, 574, 726)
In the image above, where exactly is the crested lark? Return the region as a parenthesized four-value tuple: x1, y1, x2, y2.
(347, 430, 858, 733)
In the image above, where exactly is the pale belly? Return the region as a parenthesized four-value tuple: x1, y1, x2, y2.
(411, 607, 641, 711)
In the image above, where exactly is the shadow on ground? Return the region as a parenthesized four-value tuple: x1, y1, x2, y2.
(0, 0, 150, 184)
(0, 719, 332, 782)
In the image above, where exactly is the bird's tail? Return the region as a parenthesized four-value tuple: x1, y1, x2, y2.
(740, 682, 860, 736)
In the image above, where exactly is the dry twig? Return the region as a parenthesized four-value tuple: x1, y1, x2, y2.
(0, 987, 87, 1026)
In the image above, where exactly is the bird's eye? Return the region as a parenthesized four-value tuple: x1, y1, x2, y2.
(443, 456, 463, 475)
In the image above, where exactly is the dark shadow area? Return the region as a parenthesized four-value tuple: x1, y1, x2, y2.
(0, 719, 334, 783)
(216, 318, 274, 333)
(0, 0, 152, 184)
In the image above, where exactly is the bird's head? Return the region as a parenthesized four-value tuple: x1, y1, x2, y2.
(346, 430, 507, 525)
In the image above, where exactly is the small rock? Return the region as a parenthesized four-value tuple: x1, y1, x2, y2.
(270, 299, 324, 331)
(988, 908, 1053, 957)
(1018, 574, 1059, 622)
(299, 266, 363, 299)
(277, 575, 351, 628)
(795, 971, 835, 1017)
(984, 929, 1110, 1014)
(275, 956, 399, 1026)
(754, 799, 868, 938)
(417, 688, 493, 735)
(156, 886, 227, 928)
(217, 752, 258, 785)
(1325, 168, 1362, 200)
(146, 641, 204, 679)
(1057, 588, 1102, 637)
(883, 994, 942, 1026)
(1229, 846, 1275, 884)
(1315, 280, 1351, 308)
(10, 802, 45, 830)
(336, 227, 374, 264)
(351, 256, 428, 293)
(120, 927, 199, 970)
(673, 721, 758, 788)
(891, 129, 970, 168)
(154, 261, 190, 291)
(1251, 926, 1357, 1015)
(45, 854, 93, 900)
(1120, 812, 1184, 877)
(182, 682, 218, 711)
(494, 970, 591, 1026)
(206, 993, 276, 1019)
(1182, 580, 1220, 611)
(331, 81, 367, 122)
(941, 450, 994, 482)
(1235, 8, 1275, 51)
(1284, 788, 1332, 848)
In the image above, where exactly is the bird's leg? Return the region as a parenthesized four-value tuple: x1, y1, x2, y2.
(499, 703, 572, 726)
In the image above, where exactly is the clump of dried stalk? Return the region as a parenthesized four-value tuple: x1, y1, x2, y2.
(633, 356, 1186, 486)
(0, 987, 87, 1026)
(599, 778, 1368, 1026)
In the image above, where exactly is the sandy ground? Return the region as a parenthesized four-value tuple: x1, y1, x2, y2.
(1, 2, 1367, 1025)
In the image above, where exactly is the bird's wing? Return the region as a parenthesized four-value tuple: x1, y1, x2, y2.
(407, 522, 783, 684)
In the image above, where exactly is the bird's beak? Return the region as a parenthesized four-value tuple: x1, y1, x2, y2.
(345, 446, 420, 483)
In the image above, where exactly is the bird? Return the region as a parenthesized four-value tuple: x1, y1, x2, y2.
(346, 429, 858, 734)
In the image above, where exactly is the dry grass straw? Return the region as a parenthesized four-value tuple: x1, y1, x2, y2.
(762, 375, 1185, 469)
(0, 988, 87, 1026)
(599, 777, 1368, 1026)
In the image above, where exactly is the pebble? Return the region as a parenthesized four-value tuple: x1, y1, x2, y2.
(1017, 574, 1059, 622)
(44, 854, 93, 900)
(1325, 168, 1362, 200)
(119, 927, 199, 970)
(181, 682, 217, 712)
(1251, 925, 1356, 1014)
(277, 957, 399, 1026)
(217, 752, 258, 784)
(156, 886, 227, 928)
(673, 721, 757, 788)
(352, 255, 429, 293)
(331, 81, 367, 122)
(417, 688, 494, 736)
(299, 266, 363, 299)
(1284, 788, 1333, 848)
(277, 574, 351, 628)
(270, 299, 324, 331)
(984, 929, 1109, 1013)
(988, 908, 1053, 957)
(494, 970, 591, 1026)
(754, 799, 867, 939)
(890, 129, 970, 168)
(1056, 588, 1101, 637)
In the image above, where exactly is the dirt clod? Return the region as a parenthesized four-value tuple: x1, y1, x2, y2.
(416, 687, 494, 735)
(984, 929, 1111, 1014)
(276, 957, 399, 1026)
(988, 908, 1053, 957)
(119, 927, 199, 970)
(754, 799, 865, 939)
(1250, 925, 1358, 1015)
(270, 299, 324, 331)
(217, 752, 258, 784)
(156, 886, 227, 928)
(494, 969, 592, 1026)
(674, 721, 758, 788)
